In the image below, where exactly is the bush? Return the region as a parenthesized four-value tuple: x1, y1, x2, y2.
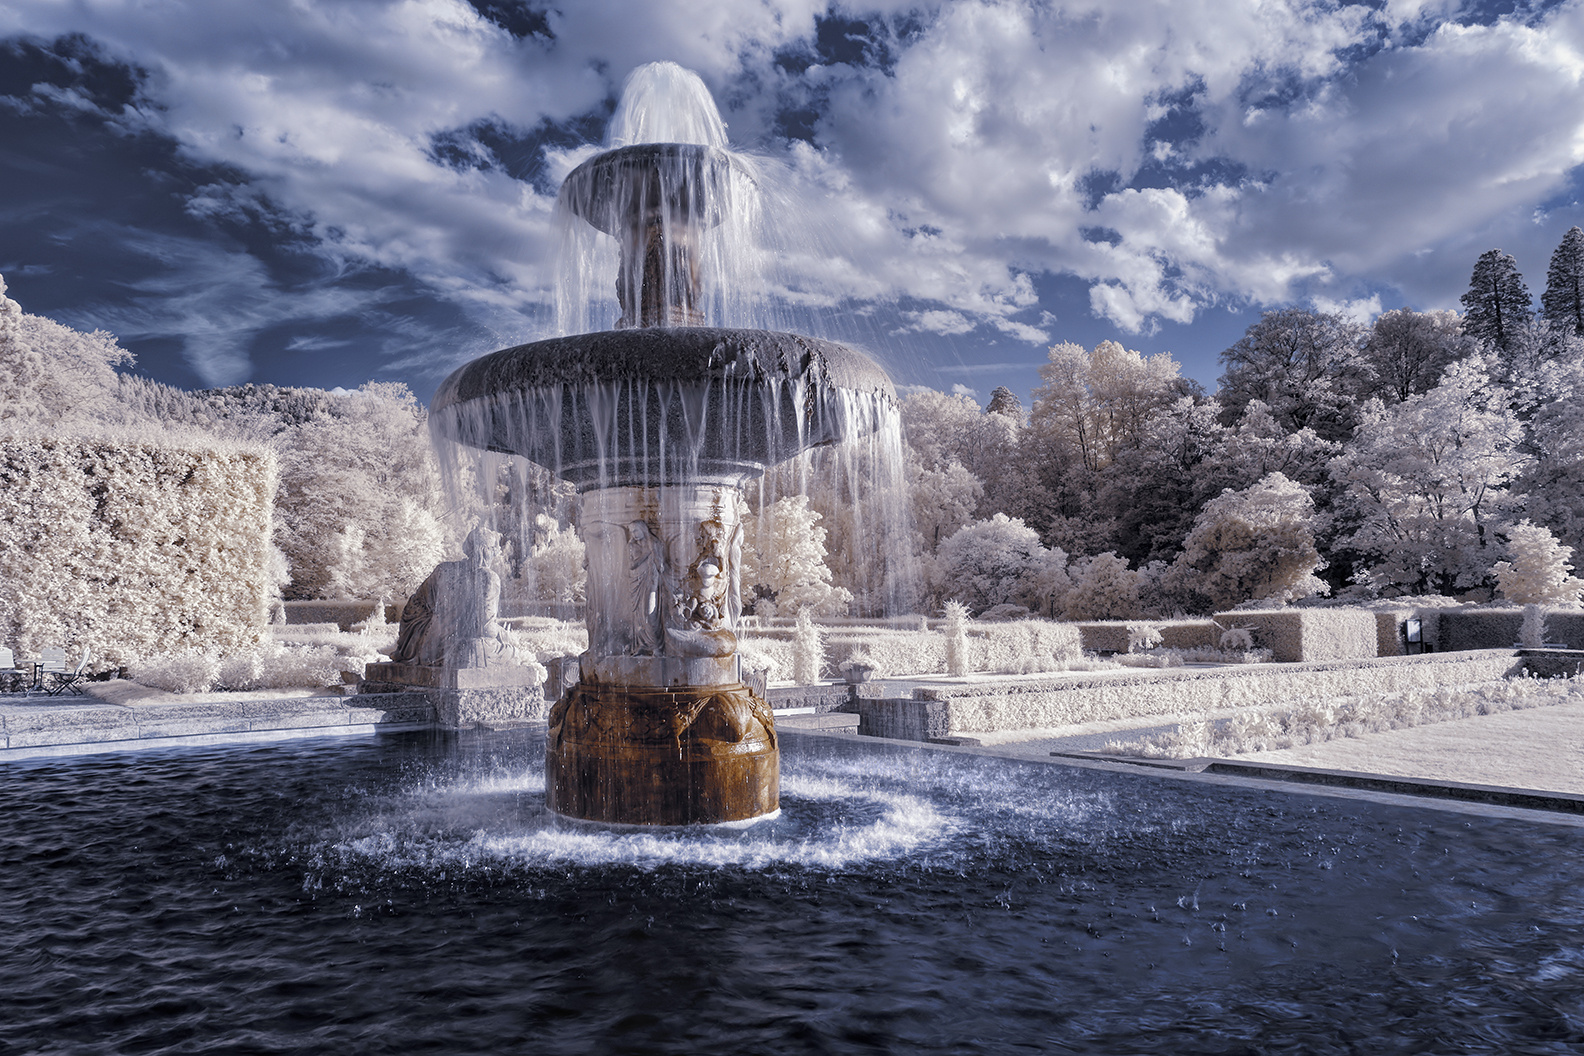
(0, 432, 279, 668)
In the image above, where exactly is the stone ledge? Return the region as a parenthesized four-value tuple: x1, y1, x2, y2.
(0, 692, 438, 754)
(905, 651, 1523, 736)
(1201, 760, 1584, 815)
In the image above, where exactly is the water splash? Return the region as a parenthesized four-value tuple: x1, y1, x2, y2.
(607, 62, 730, 149)
(319, 768, 956, 872)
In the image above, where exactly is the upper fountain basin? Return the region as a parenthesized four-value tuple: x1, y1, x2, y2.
(559, 143, 750, 235)
(430, 326, 897, 489)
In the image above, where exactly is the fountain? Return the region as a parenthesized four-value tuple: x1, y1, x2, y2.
(428, 64, 898, 825)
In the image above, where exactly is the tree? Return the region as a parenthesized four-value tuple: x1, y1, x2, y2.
(1165, 472, 1327, 611)
(1031, 340, 1186, 474)
(0, 275, 132, 429)
(271, 382, 450, 600)
(1491, 521, 1584, 606)
(740, 494, 851, 617)
(1329, 361, 1524, 596)
(985, 386, 1022, 420)
(1360, 308, 1473, 404)
(1215, 308, 1366, 440)
(1515, 357, 1584, 555)
(899, 388, 1021, 520)
(908, 457, 982, 553)
(1543, 226, 1584, 338)
(1460, 249, 1533, 353)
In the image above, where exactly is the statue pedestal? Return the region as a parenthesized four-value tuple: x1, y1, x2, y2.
(364, 661, 542, 691)
(546, 681, 777, 825)
(362, 661, 546, 729)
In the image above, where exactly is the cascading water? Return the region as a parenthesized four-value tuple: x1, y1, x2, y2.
(430, 62, 903, 825)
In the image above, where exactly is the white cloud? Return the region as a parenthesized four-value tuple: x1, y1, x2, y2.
(5, 0, 1584, 363)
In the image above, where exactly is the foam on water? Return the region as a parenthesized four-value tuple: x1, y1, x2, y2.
(316, 763, 961, 874)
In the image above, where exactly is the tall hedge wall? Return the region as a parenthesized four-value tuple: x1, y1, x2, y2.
(0, 434, 278, 667)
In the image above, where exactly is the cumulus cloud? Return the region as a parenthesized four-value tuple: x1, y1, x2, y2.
(3, 0, 1583, 383)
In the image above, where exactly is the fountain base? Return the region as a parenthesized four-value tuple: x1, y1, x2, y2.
(545, 681, 779, 825)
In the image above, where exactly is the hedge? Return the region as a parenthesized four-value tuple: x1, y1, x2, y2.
(0, 433, 278, 668)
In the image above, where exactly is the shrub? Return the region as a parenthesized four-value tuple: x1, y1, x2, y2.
(792, 608, 826, 683)
(1167, 472, 1327, 611)
(942, 600, 970, 675)
(1493, 521, 1584, 605)
(0, 432, 278, 668)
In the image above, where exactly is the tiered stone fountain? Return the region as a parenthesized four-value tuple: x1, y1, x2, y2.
(428, 68, 897, 825)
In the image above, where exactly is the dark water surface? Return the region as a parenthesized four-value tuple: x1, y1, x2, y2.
(2, 729, 1581, 1054)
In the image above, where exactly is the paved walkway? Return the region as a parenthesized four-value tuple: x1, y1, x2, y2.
(1237, 700, 1584, 796)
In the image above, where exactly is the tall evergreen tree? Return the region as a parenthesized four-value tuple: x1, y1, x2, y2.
(1459, 249, 1533, 352)
(1542, 226, 1584, 337)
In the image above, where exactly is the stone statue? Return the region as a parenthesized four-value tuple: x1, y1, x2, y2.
(391, 527, 522, 668)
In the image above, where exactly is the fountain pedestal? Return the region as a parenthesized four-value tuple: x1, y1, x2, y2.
(546, 681, 777, 825)
(544, 481, 777, 824)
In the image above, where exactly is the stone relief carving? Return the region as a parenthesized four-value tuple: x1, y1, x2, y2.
(581, 485, 745, 665)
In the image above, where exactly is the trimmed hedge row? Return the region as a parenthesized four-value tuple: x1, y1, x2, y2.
(0, 433, 278, 667)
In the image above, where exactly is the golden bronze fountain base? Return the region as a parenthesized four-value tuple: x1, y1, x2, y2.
(545, 681, 779, 825)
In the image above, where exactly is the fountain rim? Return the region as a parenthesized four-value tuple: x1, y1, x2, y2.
(430, 326, 898, 413)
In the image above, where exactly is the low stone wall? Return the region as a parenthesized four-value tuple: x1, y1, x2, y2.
(1213, 609, 1376, 662)
(0, 691, 435, 754)
(902, 650, 1521, 737)
(767, 684, 854, 712)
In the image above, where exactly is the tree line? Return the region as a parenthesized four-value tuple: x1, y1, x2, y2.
(891, 226, 1584, 616)
(5, 224, 1584, 618)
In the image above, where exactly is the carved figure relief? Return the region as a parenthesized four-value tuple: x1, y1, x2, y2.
(626, 517, 663, 655)
(582, 486, 745, 663)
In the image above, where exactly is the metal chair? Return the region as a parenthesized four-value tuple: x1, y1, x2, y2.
(0, 646, 26, 693)
(42, 646, 90, 696)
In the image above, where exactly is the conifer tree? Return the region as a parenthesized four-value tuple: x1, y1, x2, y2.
(1542, 226, 1584, 337)
(1459, 249, 1533, 352)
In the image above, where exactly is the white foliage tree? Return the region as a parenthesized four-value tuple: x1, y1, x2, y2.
(519, 514, 587, 605)
(272, 382, 451, 601)
(930, 512, 1056, 614)
(1492, 521, 1584, 606)
(1518, 357, 1584, 555)
(741, 494, 851, 617)
(1166, 472, 1327, 611)
(1330, 360, 1524, 596)
(0, 275, 132, 430)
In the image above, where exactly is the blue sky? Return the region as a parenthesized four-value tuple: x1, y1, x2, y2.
(2, 0, 1582, 408)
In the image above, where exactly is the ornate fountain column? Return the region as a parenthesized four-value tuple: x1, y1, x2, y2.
(545, 482, 777, 824)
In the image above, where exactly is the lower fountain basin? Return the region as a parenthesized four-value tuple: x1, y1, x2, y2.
(3, 730, 1581, 1053)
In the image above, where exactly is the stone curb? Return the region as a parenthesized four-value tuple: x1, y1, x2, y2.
(1048, 749, 1584, 815)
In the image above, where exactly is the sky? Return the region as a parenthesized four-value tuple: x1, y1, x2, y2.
(2, 0, 1582, 409)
